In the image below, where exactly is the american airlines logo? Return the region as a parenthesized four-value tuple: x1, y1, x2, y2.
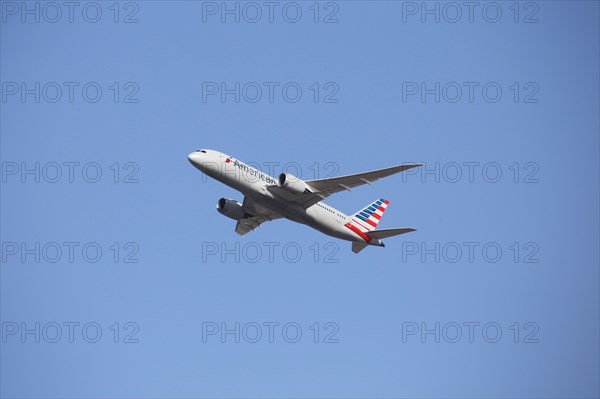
(199, 160, 339, 184)
(231, 159, 278, 184)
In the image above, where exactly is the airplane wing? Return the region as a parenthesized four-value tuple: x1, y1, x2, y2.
(267, 163, 423, 209)
(235, 196, 282, 236)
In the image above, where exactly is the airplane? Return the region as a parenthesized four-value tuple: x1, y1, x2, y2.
(188, 149, 422, 253)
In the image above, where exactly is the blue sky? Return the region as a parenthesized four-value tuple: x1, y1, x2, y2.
(1, 1, 599, 398)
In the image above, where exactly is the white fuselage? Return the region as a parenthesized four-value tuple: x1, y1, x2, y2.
(188, 149, 378, 244)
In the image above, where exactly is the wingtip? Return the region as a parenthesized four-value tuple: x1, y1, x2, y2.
(399, 163, 425, 170)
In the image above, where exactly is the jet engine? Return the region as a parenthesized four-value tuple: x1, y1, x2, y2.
(277, 173, 310, 195)
(216, 198, 246, 220)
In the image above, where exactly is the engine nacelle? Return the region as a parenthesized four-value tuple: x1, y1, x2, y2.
(277, 173, 310, 195)
(216, 198, 246, 220)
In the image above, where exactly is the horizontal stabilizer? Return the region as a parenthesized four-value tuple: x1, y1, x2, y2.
(367, 228, 416, 240)
(352, 242, 369, 254)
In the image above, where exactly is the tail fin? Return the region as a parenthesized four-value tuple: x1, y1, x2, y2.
(351, 198, 389, 232)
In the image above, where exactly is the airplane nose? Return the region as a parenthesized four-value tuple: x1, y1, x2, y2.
(188, 152, 201, 167)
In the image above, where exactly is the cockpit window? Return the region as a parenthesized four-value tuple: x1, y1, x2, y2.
(196, 149, 207, 153)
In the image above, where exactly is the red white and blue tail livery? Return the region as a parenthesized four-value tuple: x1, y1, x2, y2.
(351, 198, 389, 231)
(188, 149, 422, 253)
